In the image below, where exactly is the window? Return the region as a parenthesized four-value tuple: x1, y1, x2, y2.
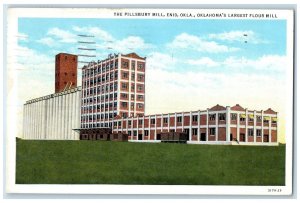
(128, 120, 132, 126)
(131, 94, 135, 100)
(263, 117, 269, 124)
(137, 85, 143, 91)
(219, 113, 226, 121)
(123, 61, 128, 68)
(122, 72, 128, 79)
(163, 117, 168, 124)
(272, 119, 277, 124)
(138, 120, 143, 125)
(118, 121, 121, 126)
(209, 114, 216, 121)
(138, 63, 144, 69)
(209, 128, 216, 135)
(177, 116, 182, 123)
(137, 104, 144, 109)
(192, 128, 198, 136)
(137, 95, 144, 100)
(122, 113, 127, 118)
(248, 129, 254, 136)
(144, 130, 149, 136)
(121, 93, 128, 99)
(240, 116, 245, 122)
(128, 131, 132, 136)
(256, 116, 262, 122)
(151, 118, 155, 125)
(231, 113, 237, 120)
(138, 74, 144, 81)
(192, 115, 198, 122)
(121, 102, 127, 108)
(121, 83, 128, 90)
(256, 129, 262, 137)
(248, 115, 254, 122)
(131, 73, 135, 80)
(131, 61, 136, 70)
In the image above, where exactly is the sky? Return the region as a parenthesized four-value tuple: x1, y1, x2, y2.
(14, 17, 288, 142)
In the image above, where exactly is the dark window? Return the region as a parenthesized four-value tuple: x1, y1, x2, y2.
(192, 115, 198, 122)
(192, 128, 198, 136)
(138, 120, 143, 125)
(209, 114, 216, 121)
(163, 117, 168, 124)
(231, 113, 237, 120)
(248, 129, 254, 136)
(209, 128, 215, 135)
(177, 116, 182, 123)
(219, 113, 226, 121)
(256, 129, 262, 137)
(151, 118, 155, 125)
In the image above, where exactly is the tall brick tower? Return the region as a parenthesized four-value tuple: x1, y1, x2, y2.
(55, 53, 78, 93)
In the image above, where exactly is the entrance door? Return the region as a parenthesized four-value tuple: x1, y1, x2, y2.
(200, 133, 206, 141)
(230, 134, 233, 141)
(184, 129, 190, 141)
(138, 134, 143, 140)
(240, 133, 245, 142)
(263, 134, 269, 142)
(157, 133, 161, 140)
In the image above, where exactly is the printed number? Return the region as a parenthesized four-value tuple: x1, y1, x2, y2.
(268, 188, 282, 193)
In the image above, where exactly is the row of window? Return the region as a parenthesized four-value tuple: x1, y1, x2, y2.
(82, 93, 144, 104)
(82, 102, 118, 111)
(116, 114, 276, 125)
(83, 71, 118, 85)
(81, 123, 112, 128)
(110, 128, 264, 137)
(122, 61, 144, 70)
(81, 112, 118, 121)
(83, 84, 118, 95)
(83, 61, 118, 78)
(121, 72, 144, 81)
(120, 102, 144, 109)
(82, 60, 145, 78)
(121, 83, 144, 91)
(82, 93, 118, 103)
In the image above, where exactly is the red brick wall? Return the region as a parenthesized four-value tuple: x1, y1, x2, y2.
(55, 53, 77, 93)
(184, 116, 190, 126)
(144, 119, 149, 128)
(271, 130, 277, 142)
(170, 117, 175, 126)
(230, 127, 237, 140)
(218, 127, 226, 141)
(200, 115, 207, 125)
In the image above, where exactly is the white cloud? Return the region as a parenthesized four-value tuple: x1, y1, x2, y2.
(187, 57, 219, 67)
(223, 55, 287, 72)
(73, 26, 114, 42)
(47, 27, 77, 43)
(96, 36, 154, 53)
(168, 33, 239, 53)
(146, 52, 177, 71)
(208, 30, 268, 44)
(36, 37, 56, 47)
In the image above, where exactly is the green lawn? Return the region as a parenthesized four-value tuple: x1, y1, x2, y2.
(16, 139, 285, 185)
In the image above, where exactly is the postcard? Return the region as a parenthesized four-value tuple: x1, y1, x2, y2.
(5, 7, 294, 195)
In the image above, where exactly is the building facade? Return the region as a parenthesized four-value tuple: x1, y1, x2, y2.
(111, 104, 278, 145)
(80, 53, 146, 129)
(55, 53, 78, 93)
(23, 87, 81, 140)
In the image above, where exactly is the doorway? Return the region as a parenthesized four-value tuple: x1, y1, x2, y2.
(200, 133, 206, 141)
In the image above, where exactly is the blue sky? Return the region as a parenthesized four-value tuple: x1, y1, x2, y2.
(15, 17, 288, 142)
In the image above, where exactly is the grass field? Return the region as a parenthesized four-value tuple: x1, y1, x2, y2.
(16, 139, 285, 185)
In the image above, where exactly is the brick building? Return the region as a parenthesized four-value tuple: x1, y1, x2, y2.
(111, 104, 278, 144)
(80, 52, 278, 145)
(55, 53, 78, 93)
(80, 53, 146, 129)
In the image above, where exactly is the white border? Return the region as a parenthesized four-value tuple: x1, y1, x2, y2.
(5, 7, 294, 196)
